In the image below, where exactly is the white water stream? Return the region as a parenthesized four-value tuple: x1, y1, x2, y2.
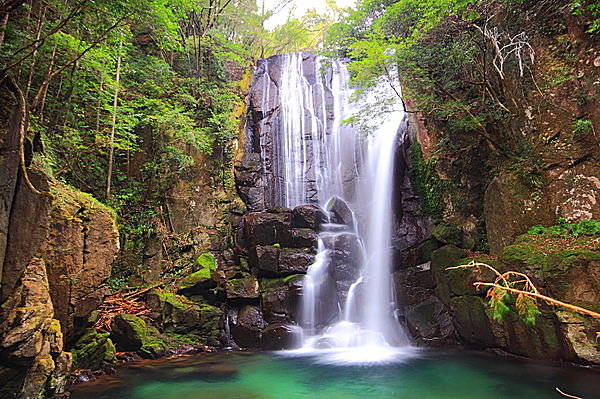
(264, 53, 416, 364)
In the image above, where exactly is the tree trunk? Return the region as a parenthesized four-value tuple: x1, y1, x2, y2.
(24, 4, 47, 100)
(0, 11, 9, 49)
(105, 48, 121, 200)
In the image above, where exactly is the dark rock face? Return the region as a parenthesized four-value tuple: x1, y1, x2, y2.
(260, 275, 303, 324)
(243, 210, 292, 247)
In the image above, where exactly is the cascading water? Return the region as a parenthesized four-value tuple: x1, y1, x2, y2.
(257, 52, 417, 364)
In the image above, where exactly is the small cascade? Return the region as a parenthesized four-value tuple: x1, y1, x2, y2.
(252, 52, 417, 364)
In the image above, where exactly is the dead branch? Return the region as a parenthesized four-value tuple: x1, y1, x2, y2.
(449, 261, 600, 319)
(556, 387, 583, 399)
(474, 282, 600, 318)
(93, 290, 154, 332)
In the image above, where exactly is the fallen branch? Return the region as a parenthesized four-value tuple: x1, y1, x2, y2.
(449, 261, 600, 319)
(556, 387, 583, 399)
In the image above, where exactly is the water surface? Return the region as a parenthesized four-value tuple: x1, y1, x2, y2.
(70, 350, 599, 399)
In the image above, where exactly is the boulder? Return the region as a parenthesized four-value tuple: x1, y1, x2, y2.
(278, 249, 315, 275)
(176, 256, 218, 296)
(249, 246, 280, 274)
(261, 324, 300, 350)
(146, 290, 222, 346)
(226, 274, 260, 300)
(110, 314, 169, 359)
(242, 210, 292, 247)
(231, 305, 264, 348)
(70, 328, 116, 370)
(287, 228, 318, 248)
(404, 297, 456, 346)
(325, 197, 354, 228)
(323, 232, 363, 269)
(292, 205, 327, 229)
(249, 246, 315, 276)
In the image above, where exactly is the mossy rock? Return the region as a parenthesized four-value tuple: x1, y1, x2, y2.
(450, 295, 495, 347)
(259, 274, 303, 291)
(70, 328, 116, 370)
(432, 222, 463, 247)
(500, 243, 547, 268)
(177, 270, 217, 292)
(194, 253, 217, 273)
(431, 245, 470, 302)
(147, 290, 222, 346)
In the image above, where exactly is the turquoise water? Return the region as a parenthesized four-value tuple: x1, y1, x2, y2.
(70, 350, 599, 399)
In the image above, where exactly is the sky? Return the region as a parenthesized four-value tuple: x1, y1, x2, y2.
(263, 0, 357, 30)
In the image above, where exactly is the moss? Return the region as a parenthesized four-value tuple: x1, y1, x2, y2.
(178, 270, 212, 290)
(49, 181, 117, 222)
(500, 243, 547, 267)
(71, 328, 116, 370)
(151, 289, 189, 310)
(196, 253, 216, 271)
(259, 274, 302, 291)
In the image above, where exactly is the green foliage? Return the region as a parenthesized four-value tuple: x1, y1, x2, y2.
(528, 218, 600, 238)
(572, 119, 593, 137)
(489, 289, 511, 323)
(570, 0, 600, 33)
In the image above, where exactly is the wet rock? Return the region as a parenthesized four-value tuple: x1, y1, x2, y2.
(323, 232, 362, 269)
(249, 245, 280, 274)
(231, 305, 264, 348)
(325, 196, 354, 228)
(260, 275, 304, 324)
(261, 324, 299, 350)
(287, 228, 318, 248)
(278, 249, 315, 274)
(292, 205, 327, 229)
(250, 246, 315, 276)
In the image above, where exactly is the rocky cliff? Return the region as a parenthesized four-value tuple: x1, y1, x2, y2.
(0, 92, 119, 398)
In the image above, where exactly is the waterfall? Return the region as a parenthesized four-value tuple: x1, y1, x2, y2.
(255, 52, 417, 364)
